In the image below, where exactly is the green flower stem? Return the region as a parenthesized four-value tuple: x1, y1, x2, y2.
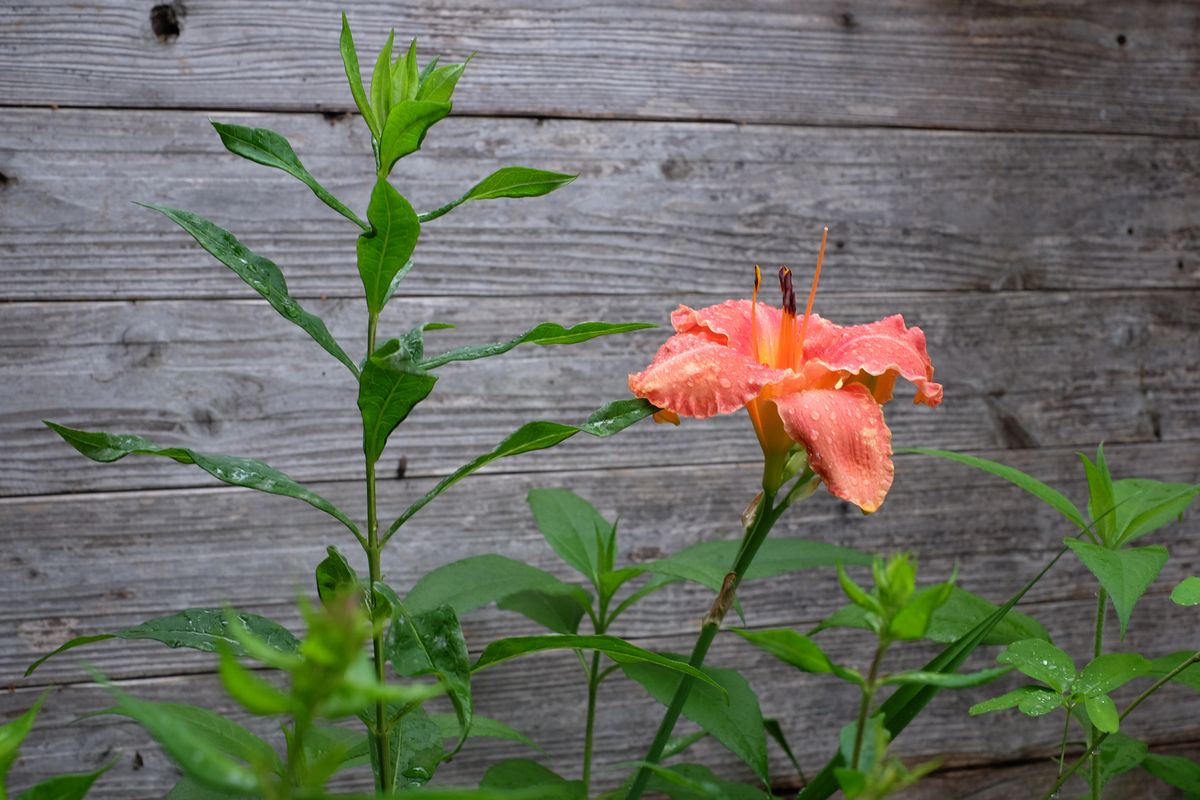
(1089, 587, 1108, 800)
(1056, 705, 1072, 779)
(1040, 648, 1200, 800)
(363, 311, 391, 792)
(624, 486, 785, 800)
(851, 641, 890, 770)
(583, 649, 602, 793)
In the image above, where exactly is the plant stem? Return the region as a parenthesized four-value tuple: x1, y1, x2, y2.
(363, 311, 391, 792)
(851, 641, 889, 770)
(1088, 587, 1107, 800)
(583, 649, 602, 794)
(1056, 705, 1072, 779)
(624, 488, 782, 800)
(1040, 648, 1200, 800)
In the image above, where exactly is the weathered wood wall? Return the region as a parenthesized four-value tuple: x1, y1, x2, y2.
(2, 1, 1198, 797)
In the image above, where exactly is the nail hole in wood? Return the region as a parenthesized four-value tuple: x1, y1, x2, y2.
(150, 3, 184, 43)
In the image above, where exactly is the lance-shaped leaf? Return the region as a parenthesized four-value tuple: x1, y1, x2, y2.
(340, 13, 376, 136)
(526, 488, 613, 587)
(371, 706, 443, 792)
(404, 554, 588, 617)
(422, 321, 653, 369)
(1, 693, 47, 792)
(641, 763, 770, 800)
(211, 122, 367, 230)
(140, 204, 357, 376)
(15, 761, 117, 800)
(647, 537, 872, 594)
(1112, 478, 1200, 546)
(383, 398, 656, 539)
(472, 635, 725, 696)
(387, 605, 472, 752)
(1143, 752, 1200, 794)
(102, 701, 280, 772)
(480, 759, 583, 798)
(357, 178, 421, 313)
(968, 685, 1062, 717)
(357, 339, 437, 465)
(26, 608, 299, 676)
(1075, 653, 1151, 697)
(390, 39, 419, 105)
(430, 713, 541, 752)
(1065, 538, 1168, 638)
(419, 167, 577, 222)
(44, 422, 362, 542)
(417, 58, 469, 104)
(882, 666, 1011, 689)
(496, 590, 589, 635)
(730, 628, 862, 686)
(378, 100, 452, 175)
(369, 30, 395, 135)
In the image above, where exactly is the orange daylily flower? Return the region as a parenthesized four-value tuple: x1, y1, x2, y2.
(629, 231, 942, 512)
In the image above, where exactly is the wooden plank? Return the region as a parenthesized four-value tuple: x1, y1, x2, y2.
(1, 289, 1196, 496)
(4, 442, 1197, 685)
(2, 110, 1199, 301)
(1, 2, 1198, 135)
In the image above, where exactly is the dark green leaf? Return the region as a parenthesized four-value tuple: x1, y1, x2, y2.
(357, 178, 421, 313)
(139, 204, 357, 375)
(1142, 752, 1200, 793)
(357, 346, 437, 465)
(1112, 478, 1199, 545)
(968, 686, 1061, 716)
(1085, 694, 1120, 733)
(164, 776, 251, 800)
(1090, 733, 1148, 791)
(997, 639, 1076, 692)
(526, 488, 612, 586)
(496, 590, 588, 635)
(404, 554, 587, 618)
(647, 538, 872, 594)
(661, 730, 709, 761)
(838, 713, 887, 773)
(103, 701, 279, 772)
(1148, 652, 1200, 692)
(422, 321, 652, 369)
(1, 693, 47, 790)
(1171, 576, 1200, 606)
(418, 168, 577, 223)
(387, 706, 443, 791)
(882, 666, 1011, 689)
(384, 399, 656, 537)
(210, 122, 366, 229)
(729, 628, 860, 685)
(388, 605, 472, 750)
(479, 759, 584, 798)
(378, 101, 452, 175)
(15, 760, 116, 800)
(1075, 653, 1150, 697)
(316, 546, 360, 608)
(26, 608, 298, 676)
(430, 713, 540, 752)
(904, 448, 1088, 531)
(763, 719, 804, 783)
(640, 763, 770, 800)
(622, 661, 768, 784)
(369, 30, 395, 136)
(474, 635, 725, 695)
(339, 14, 376, 136)
(1065, 539, 1168, 638)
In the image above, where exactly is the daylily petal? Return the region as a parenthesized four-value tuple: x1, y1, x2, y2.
(629, 330, 789, 419)
(801, 314, 942, 407)
(671, 300, 783, 361)
(772, 384, 893, 513)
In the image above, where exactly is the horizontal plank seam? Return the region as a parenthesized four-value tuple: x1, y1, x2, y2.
(2, 103, 1198, 143)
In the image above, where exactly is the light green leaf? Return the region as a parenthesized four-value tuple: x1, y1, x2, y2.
(217, 647, 294, 716)
(904, 448, 1088, 531)
(647, 538, 872, 594)
(1085, 694, 1120, 733)
(1142, 752, 1200, 793)
(103, 701, 279, 772)
(15, 759, 116, 800)
(315, 546, 360, 608)
(357, 344, 436, 465)
(1147, 652, 1200, 692)
(763, 719, 804, 783)
(473, 635, 724, 695)
(44, 422, 361, 542)
(729, 628, 861, 685)
(418, 167, 577, 223)
(496, 590, 588, 635)
(388, 605, 472, 751)
(526, 488, 612, 586)
(1, 693, 47, 792)
(479, 759, 583, 798)
(385, 707, 443, 792)
(888, 580, 955, 641)
(641, 763, 771, 799)
(1075, 653, 1150, 697)
(378, 101, 453, 176)
(210, 122, 366, 229)
(26, 608, 298, 676)
(1081, 446, 1118, 544)
(390, 39, 419, 105)
(1112, 478, 1199, 545)
(429, 713, 541, 752)
(369, 30, 395, 136)
(404, 554, 587, 618)
(422, 321, 653, 369)
(1172, 576, 1200, 606)
(997, 639, 1076, 692)
(1065, 539, 1168, 638)
(968, 686, 1061, 716)
(384, 399, 656, 537)
(139, 204, 357, 375)
(357, 178, 421, 313)
(339, 14, 376, 136)
(837, 564, 878, 613)
(417, 58, 469, 104)
(623, 661, 768, 784)
(883, 666, 1011, 689)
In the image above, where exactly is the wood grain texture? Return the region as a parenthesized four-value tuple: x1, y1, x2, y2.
(1, 288, 1196, 497)
(3, 109, 1199, 301)
(1, 2, 1198, 135)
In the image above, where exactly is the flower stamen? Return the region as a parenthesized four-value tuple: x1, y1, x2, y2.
(796, 226, 829, 359)
(777, 266, 796, 370)
(750, 264, 762, 364)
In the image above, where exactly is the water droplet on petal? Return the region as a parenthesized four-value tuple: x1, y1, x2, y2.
(809, 410, 820, 421)
(719, 378, 732, 389)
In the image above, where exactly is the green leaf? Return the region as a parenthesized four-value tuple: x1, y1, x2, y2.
(422, 321, 653, 369)
(661, 731, 709, 761)
(837, 564, 877, 613)
(1075, 653, 1150, 697)
(640, 763, 770, 799)
(1090, 732, 1148, 791)
(107, 686, 261, 794)
(1172, 576, 1200, 606)
(404, 554, 587, 618)
(837, 713, 888, 774)
(339, 13, 376, 136)
(417, 59, 469, 104)
(430, 713, 541, 752)
(387, 707, 444, 792)
(390, 39, 419, 105)
(217, 647, 294, 716)
(1065, 539, 1168, 638)
(165, 776, 250, 799)
(1085, 694, 1120, 733)
(882, 666, 1011, 689)
(622, 661, 768, 784)
(210, 122, 367, 230)
(139, 204, 357, 376)
(384, 399, 656, 537)
(102, 701, 279, 772)
(888, 580, 955, 641)
(997, 639, 1076, 692)
(1112, 478, 1199, 545)
(357, 178, 421, 313)
(369, 30, 395, 136)
(479, 759, 584, 798)
(496, 590, 588, 635)
(418, 168, 577, 223)
(647, 538, 872, 594)
(1148, 651, 1200, 692)
(763, 719, 804, 783)
(387, 605, 472, 751)
(473, 635, 725, 695)
(729, 628, 861, 685)
(15, 759, 117, 800)
(0, 693, 47, 793)
(1142, 752, 1200, 793)
(357, 345, 437, 465)
(1081, 446, 1118, 544)
(378, 100, 453, 176)
(315, 546, 360, 607)
(26, 608, 298, 676)
(904, 448, 1088, 532)
(968, 686, 1061, 716)
(526, 488, 612, 587)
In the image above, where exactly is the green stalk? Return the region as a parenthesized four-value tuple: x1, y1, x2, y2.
(363, 312, 391, 792)
(1089, 588, 1107, 800)
(582, 650, 602, 793)
(624, 487, 783, 800)
(850, 642, 889, 770)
